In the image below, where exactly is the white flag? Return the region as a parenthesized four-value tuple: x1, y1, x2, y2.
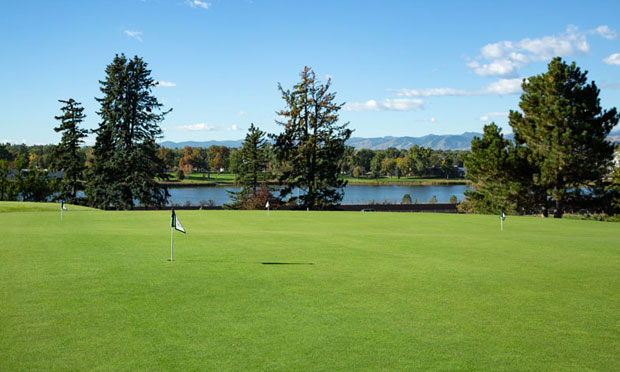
(266, 201, 270, 209)
(171, 209, 186, 234)
(61, 201, 67, 211)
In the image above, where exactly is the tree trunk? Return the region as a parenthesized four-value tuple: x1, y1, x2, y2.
(553, 199, 563, 218)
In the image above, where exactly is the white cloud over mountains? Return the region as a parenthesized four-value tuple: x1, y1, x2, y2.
(344, 98, 424, 112)
(479, 112, 509, 122)
(395, 78, 523, 97)
(467, 25, 617, 77)
(176, 123, 216, 131)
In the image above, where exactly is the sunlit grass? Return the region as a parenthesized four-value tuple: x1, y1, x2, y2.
(1, 205, 619, 370)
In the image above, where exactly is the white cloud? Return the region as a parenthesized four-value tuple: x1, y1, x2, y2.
(176, 123, 217, 131)
(467, 59, 519, 77)
(395, 78, 523, 98)
(155, 81, 176, 87)
(590, 25, 617, 40)
(186, 0, 211, 9)
(344, 98, 424, 112)
(395, 87, 468, 97)
(479, 112, 509, 122)
(480, 41, 514, 59)
(467, 25, 617, 77)
(603, 53, 620, 65)
(230, 125, 240, 131)
(124, 30, 143, 42)
(238, 110, 246, 116)
(480, 78, 523, 95)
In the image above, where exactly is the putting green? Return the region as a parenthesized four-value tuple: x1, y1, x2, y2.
(1, 203, 619, 371)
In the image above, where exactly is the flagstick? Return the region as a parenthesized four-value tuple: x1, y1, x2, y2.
(170, 226, 174, 261)
(501, 218, 503, 232)
(61, 207, 63, 223)
(267, 205, 270, 217)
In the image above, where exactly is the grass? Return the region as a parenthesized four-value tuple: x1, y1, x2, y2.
(1, 203, 619, 371)
(162, 172, 237, 184)
(0, 201, 96, 213)
(161, 172, 470, 186)
(341, 175, 470, 185)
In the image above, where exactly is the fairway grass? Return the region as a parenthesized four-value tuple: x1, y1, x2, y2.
(1, 204, 619, 371)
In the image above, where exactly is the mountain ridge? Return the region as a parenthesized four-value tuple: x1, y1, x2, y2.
(161, 130, 620, 151)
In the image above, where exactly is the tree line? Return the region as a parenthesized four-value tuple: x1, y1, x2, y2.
(3, 55, 619, 215)
(0, 56, 356, 209)
(162, 144, 466, 180)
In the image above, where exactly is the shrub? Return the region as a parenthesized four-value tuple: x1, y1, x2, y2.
(175, 168, 185, 181)
(402, 194, 412, 204)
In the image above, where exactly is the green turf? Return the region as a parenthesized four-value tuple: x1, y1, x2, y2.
(164, 171, 237, 184)
(161, 172, 470, 186)
(0, 201, 96, 213)
(1, 203, 619, 371)
(341, 175, 470, 185)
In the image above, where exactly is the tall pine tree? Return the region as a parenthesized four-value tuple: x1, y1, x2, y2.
(226, 124, 272, 209)
(509, 57, 618, 217)
(53, 99, 88, 204)
(86, 54, 170, 209)
(272, 67, 352, 209)
(238, 124, 269, 193)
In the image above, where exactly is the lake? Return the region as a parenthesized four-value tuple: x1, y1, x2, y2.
(168, 184, 471, 206)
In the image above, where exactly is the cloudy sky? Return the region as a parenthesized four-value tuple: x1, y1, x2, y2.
(1, 0, 620, 144)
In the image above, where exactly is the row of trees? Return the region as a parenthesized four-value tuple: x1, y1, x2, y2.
(462, 58, 620, 218)
(5, 57, 355, 209)
(161, 144, 465, 180)
(5, 55, 618, 213)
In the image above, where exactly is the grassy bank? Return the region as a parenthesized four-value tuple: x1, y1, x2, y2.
(160, 172, 470, 187)
(1, 203, 619, 370)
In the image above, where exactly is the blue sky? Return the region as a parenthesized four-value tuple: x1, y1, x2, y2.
(1, 0, 620, 145)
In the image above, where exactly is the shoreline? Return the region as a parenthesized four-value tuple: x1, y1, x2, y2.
(158, 179, 471, 188)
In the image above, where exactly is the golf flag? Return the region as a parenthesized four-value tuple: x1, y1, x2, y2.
(61, 201, 67, 211)
(171, 209, 186, 234)
(265, 201, 270, 209)
(499, 209, 506, 232)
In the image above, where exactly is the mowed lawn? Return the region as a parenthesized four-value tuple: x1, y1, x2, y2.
(1, 203, 619, 371)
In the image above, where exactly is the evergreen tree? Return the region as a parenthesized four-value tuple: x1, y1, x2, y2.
(86, 54, 170, 209)
(53, 99, 88, 204)
(227, 124, 270, 209)
(271, 67, 352, 209)
(509, 57, 618, 217)
(0, 160, 17, 201)
(460, 123, 535, 214)
(238, 124, 269, 192)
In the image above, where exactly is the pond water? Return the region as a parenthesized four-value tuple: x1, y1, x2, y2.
(167, 184, 471, 206)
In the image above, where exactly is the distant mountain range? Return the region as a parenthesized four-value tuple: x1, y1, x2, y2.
(160, 140, 245, 149)
(161, 130, 620, 151)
